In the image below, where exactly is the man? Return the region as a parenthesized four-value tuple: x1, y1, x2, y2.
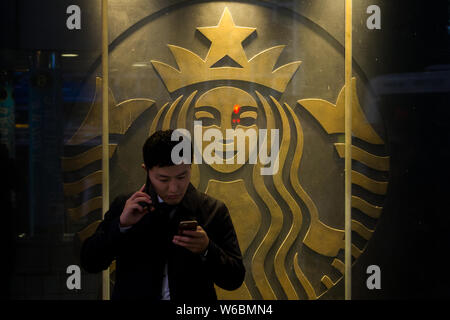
(80, 130, 245, 300)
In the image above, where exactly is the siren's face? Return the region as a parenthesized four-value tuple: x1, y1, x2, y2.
(194, 86, 259, 173)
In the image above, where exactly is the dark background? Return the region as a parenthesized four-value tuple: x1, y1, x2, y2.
(350, 0, 450, 299)
(0, 0, 449, 300)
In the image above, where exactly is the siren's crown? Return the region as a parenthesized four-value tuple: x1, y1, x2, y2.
(151, 8, 301, 93)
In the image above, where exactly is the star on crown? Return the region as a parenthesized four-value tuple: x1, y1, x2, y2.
(151, 7, 301, 93)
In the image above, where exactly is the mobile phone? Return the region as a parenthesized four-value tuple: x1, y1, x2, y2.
(139, 174, 159, 211)
(178, 220, 198, 234)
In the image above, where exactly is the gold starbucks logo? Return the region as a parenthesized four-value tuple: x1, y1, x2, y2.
(64, 7, 389, 299)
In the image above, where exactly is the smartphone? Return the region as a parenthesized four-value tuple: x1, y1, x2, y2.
(178, 220, 198, 234)
(139, 174, 159, 211)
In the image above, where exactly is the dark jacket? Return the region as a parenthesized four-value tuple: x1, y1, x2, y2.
(80, 183, 245, 300)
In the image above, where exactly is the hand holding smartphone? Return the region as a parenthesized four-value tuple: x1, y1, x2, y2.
(119, 183, 153, 227)
(119, 174, 158, 228)
(173, 221, 210, 255)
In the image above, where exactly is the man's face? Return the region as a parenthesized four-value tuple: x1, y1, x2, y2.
(147, 164, 191, 205)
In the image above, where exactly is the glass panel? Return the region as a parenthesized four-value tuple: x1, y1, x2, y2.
(350, 1, 450, 299)
(2, 0, 103, 299)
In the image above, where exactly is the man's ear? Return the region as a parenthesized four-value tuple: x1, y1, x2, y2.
(141, 163, 146, 170)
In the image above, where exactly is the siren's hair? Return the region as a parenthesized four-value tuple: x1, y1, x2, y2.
(143, 129, 192, 169)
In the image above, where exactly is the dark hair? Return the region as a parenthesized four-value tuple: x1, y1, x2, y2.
(143, 129, 192, 169)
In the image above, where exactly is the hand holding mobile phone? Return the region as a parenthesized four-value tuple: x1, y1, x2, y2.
(173, 221, 209, 255)
(119, 183, 155, 228)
